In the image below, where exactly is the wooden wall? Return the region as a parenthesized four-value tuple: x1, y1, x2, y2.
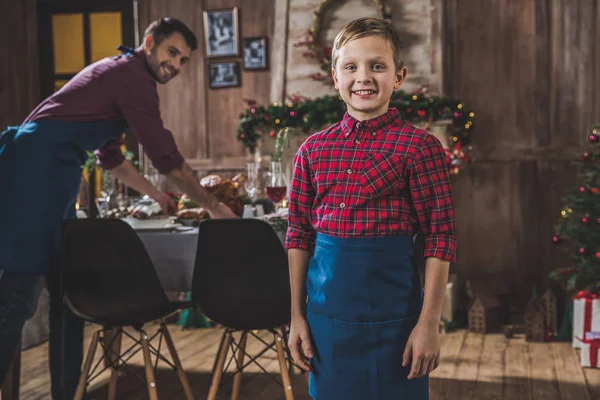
(138, 0, 275, 171)
(0, 0, 39, 130)
(444, 0, 600, 309)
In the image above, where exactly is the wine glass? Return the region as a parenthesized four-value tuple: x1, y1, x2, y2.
(266, 161, 288, 211)
(244, 162, 259, 201)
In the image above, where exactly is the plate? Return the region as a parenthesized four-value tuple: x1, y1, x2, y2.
(121, 217, 180, 231)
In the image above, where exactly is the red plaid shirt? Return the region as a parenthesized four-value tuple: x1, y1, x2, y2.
(285, 108, 456, 262)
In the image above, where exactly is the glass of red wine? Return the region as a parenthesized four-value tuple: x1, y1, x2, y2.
(266, 161, 288, 210)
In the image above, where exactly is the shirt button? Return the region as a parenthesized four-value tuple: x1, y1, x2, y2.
(355, 122, 361, 129)
(340, 202, 346, 209)
(355, 139, 361, 144)
(347, 168, 352, 174)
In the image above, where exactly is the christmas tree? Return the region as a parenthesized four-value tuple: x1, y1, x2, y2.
(551, 126, 600, 294)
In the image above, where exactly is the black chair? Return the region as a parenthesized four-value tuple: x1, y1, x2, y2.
(192, 218, 294, 400)
(61, 219, 194, 400)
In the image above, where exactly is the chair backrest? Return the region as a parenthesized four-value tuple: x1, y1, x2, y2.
(61, 219, 171, 326)
(192, 218, 291, 330)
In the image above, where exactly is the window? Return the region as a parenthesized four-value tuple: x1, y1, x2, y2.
(38, 1, 135, 98)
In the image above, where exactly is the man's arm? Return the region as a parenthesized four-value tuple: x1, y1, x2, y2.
(109, 159, 160, 199)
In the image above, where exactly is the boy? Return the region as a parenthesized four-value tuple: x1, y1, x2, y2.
(286, 17, 456, 399)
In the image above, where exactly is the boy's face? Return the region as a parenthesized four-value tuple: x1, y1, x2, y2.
(332, 36, 407, 121)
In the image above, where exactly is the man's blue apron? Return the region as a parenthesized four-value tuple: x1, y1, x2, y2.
(306, 233, 429, 399)
(0, 119, 127, 275)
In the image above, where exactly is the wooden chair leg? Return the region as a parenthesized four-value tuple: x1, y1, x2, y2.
(1, 339, 21, 400)
(231, 331, 248, 400)
(275, 330, 295, 400)
(160, 321, 194, 400)
(212, 329, 228, 375)
(74, 331, 100, 400)
(140, 330, 158, 400)
(107, 329, 122, 400)
(208, 330, 232, 400)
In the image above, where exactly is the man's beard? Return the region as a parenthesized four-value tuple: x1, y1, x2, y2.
(147, 53, 177, 84)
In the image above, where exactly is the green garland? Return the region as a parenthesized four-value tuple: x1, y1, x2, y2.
(238, 90, 476, 170)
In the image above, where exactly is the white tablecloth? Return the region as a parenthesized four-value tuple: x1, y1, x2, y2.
(137, 228, 199, 291)
(137, 226, 286, 292)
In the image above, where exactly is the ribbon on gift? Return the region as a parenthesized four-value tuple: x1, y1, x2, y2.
(574, 291, 600, 335)
(578, 337, 600, 367)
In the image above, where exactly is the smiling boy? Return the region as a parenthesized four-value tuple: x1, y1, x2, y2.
(286, 17, 456, 399)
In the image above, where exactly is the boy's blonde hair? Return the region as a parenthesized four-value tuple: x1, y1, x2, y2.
(331, 17, 404, 71)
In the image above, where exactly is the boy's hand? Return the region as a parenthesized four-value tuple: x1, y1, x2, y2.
(288, 316, 314, 372)
(402, 319, 440, 379)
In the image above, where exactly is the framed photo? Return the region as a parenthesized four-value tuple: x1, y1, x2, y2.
(242, 37, 268, 70)
(203, 7, 239, 58)
(209, 61, 241, 89)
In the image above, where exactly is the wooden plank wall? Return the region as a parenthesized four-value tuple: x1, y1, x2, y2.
(137, 0, 275, 171)
(444, 0, 600, 310)
(0, 0, 39, 129)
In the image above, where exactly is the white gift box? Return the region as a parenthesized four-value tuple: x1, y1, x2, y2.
(572, 296, 600, 348)
(580, 335, 600, 368)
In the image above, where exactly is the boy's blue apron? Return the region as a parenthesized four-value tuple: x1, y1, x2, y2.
(306, 233, 428, 400)
(0, 119, 127, 275)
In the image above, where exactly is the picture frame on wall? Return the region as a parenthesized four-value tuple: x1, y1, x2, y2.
(203, 7, 239, 58)
(208, 61, 241, 89)
(242, 37, 268, 70)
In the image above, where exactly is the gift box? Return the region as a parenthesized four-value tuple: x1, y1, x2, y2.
(580, 335, 600, 368)
(572, 291, 600, 348)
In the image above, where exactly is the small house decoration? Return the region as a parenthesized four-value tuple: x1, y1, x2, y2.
(468, 294, 503, 333)
(541, 288, 558, 337)
(524, 298, 547, 341)
(523, 287, 560, 342)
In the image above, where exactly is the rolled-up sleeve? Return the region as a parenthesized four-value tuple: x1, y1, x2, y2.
(114, 75, 184, 174)
(408, 134, 457, 262)
(95, 138, 125, 170)
(285, 145, 316, 251)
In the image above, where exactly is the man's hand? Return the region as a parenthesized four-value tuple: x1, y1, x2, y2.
(151, 192, 177, 214)
(207, 202, 238, 219)
(402, 319, 440, 379)
(288, 316, 314, 372)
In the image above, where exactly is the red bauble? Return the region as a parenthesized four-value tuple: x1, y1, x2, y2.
(596, 251, 600, 260)
(582, 217, 589, 223)
(590, 134, 599, 143)
(591, 187, 600, 194)
(580, 186, 586, 192)
(580, 247, 587, 254)
(552, 236, 561, 244)
(269, 131, 276, 137)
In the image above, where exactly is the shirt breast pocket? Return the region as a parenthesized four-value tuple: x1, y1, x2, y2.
(360, 152, 404, 199)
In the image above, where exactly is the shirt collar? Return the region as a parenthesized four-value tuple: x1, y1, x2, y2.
(340, 108, 402, 138)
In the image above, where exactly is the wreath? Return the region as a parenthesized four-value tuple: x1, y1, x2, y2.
(294, 0, 392, 85)
(237, 88, 476, 174)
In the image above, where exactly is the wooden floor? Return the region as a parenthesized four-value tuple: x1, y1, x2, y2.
(16, 325, 600, 400)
